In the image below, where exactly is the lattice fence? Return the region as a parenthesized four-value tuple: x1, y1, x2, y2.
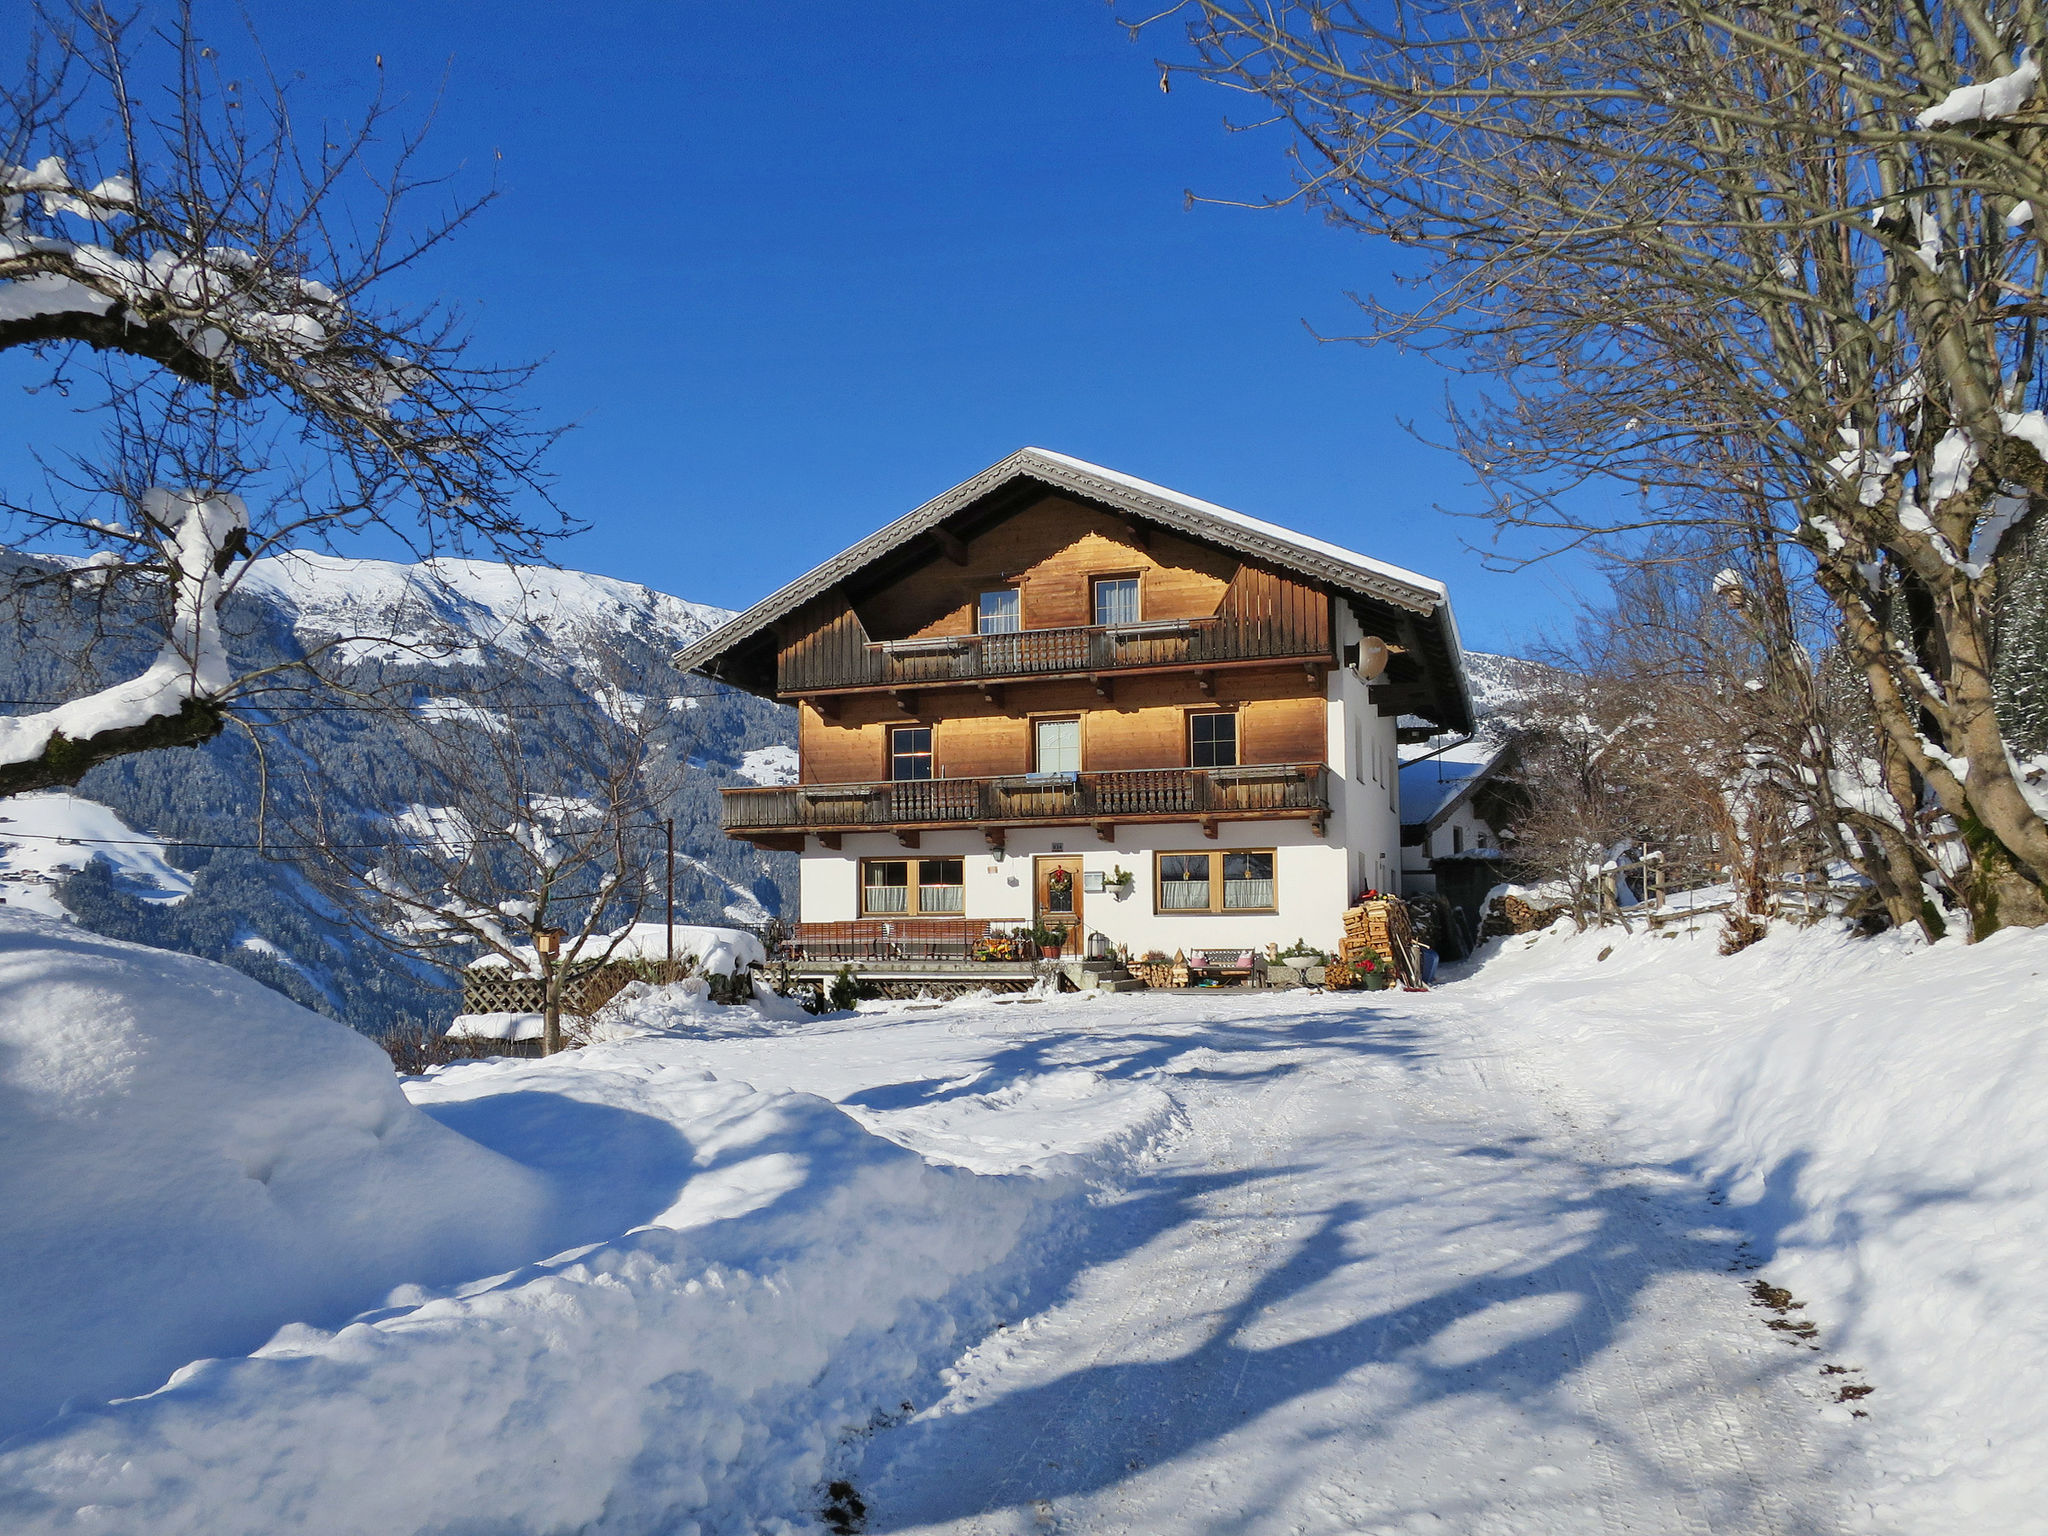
(463, 957, 749, 1017)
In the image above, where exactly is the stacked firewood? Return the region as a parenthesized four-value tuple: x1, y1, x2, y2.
(1482, 892, 1565, 938)
(1340, 897, 1424, 989)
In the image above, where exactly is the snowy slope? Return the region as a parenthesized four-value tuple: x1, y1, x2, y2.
(1451, 919, 2048, 1532)
(0, 791, 191, 918)
(238, 551, 732, 668)
(4, 547, 797, 1035)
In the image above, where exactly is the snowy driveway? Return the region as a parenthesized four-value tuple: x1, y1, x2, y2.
(663, 986, 1853, 1536)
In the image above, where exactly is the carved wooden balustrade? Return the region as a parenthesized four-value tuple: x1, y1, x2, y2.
(724, 764, 1331, 835)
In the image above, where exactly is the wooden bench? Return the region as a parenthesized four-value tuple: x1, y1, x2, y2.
(1184, 948, 1266, 985)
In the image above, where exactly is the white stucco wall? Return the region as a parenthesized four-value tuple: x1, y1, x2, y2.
(798, 823, 1355, 955)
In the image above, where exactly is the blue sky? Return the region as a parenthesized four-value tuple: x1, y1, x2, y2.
(13, 2, 1600, 655)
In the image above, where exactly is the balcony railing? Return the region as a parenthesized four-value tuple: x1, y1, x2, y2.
(723, 764, 1331, 833)
(778, 611, 1331, 696)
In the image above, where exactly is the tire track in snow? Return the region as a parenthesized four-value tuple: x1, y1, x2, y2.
(853, 995, 1853, 1536)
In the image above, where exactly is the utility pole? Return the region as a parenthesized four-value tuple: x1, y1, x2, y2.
(665, 816, 676, 976)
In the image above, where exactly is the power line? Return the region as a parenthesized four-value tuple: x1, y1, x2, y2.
(0, 824, 683, 854)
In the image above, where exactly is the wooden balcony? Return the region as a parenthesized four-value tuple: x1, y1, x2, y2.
(776, 569, 1332, 698)
(725, 764, 1331, 847)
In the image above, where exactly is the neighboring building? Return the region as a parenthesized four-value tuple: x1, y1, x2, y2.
(675, 448, 1472, 959)
(1398, 738, 1520, 944)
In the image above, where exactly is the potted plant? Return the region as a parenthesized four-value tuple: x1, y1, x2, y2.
(1028, 921, 1067, 959)
(1106, 864, 1136, 898)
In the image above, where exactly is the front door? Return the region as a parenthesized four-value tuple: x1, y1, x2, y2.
(1033, 855, 1083, 950)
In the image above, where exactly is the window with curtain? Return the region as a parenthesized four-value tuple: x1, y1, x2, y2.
(1154, 849, 1279, 913)
(1034, 717, 1080, 774)
(862, 860, 910, 914)
(915, 857, 964, 913)
(862, 857, 963, 915)
(889, 725, 932, 781)
(1158, 852, 1212, 910)
(1092, 576, 1140, 627)
(1222, 851, 1275, 910)
(977, 589, 1020, 634)
(1189, 711, 1238, 768)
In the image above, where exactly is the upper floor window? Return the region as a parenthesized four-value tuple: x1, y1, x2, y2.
(1189, 711, 1237, 768)
(889, 724, 933, 781)
(1093, 576, 1140, 627)
(978, 589, 1021, 634)
(1035, 716, 1081, 775)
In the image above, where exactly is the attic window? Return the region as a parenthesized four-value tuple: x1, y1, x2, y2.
(978, 590, 1021, 634)
(1093, 576, 1140, 627)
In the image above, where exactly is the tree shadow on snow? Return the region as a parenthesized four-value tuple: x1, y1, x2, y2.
(837, 1003, 1431, 1114)
(855, 1119, 1844, 1535)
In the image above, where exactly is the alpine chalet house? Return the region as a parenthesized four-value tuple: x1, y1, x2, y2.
(676, 449, 1472, 979)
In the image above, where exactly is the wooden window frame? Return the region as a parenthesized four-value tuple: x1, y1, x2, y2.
(1090, 572, 1143, 628)
(1030, 713, 1083, 775)
(1152, 848, 1279, 915)
(1187, 708, 1239, 769)
(861, 855, 965, 917)
(887, 723, 934, 782)
(977, 587, 1022, 635)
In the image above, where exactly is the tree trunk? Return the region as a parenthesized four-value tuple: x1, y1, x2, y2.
(542, 958, 562, 1056)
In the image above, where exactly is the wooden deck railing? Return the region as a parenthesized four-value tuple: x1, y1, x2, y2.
(779, 612, 1330, 694)
(724, 764, 1331, 832)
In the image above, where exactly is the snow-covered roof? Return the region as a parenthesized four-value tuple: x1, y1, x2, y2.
(467, 922, 765, 977)
(1399, 739, 1515, 834)
(675, 447, 1473, 733)
(1023, 449, 1447, 601)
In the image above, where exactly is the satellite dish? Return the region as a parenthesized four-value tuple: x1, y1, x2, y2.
(1357, 635, 1391, 681)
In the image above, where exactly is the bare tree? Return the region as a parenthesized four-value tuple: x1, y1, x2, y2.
(1146, 0, 2048, 934)
(291, 678, 676, 1055)
(0, 2, 564, 794)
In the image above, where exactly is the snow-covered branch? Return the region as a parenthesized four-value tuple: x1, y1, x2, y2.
(0, 488, 247, 795)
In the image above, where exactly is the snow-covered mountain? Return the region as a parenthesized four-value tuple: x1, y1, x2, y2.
(238, 553, 732, 671)
(0, 550, 797, 1035)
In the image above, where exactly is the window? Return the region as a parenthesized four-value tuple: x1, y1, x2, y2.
(1189, 711, 1238, 768)
(889, 725, 932, 781)
(863, 857, 964, 916)
(916, 857, 965, 913)
(1451, 825, 1465, 855)
(1158, 853, 1212, 910)
(978, 589, 1020, 634)
(1154, 849, 1279, 913)
(1034, 717, 1080, 774)
(862, 860, 909, 914)
(1093, 576, 1140, 627)
(1222, 850, 1275, 910)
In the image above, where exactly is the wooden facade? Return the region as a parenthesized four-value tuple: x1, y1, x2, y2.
(718, 492, 1348, 843)
(774, 499, 1332, 698)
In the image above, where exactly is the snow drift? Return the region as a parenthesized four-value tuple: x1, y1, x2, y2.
(0, 911, 552, 1440)
(0, 958, 1102, 1534)
(1457, 919, 2048, 1531)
